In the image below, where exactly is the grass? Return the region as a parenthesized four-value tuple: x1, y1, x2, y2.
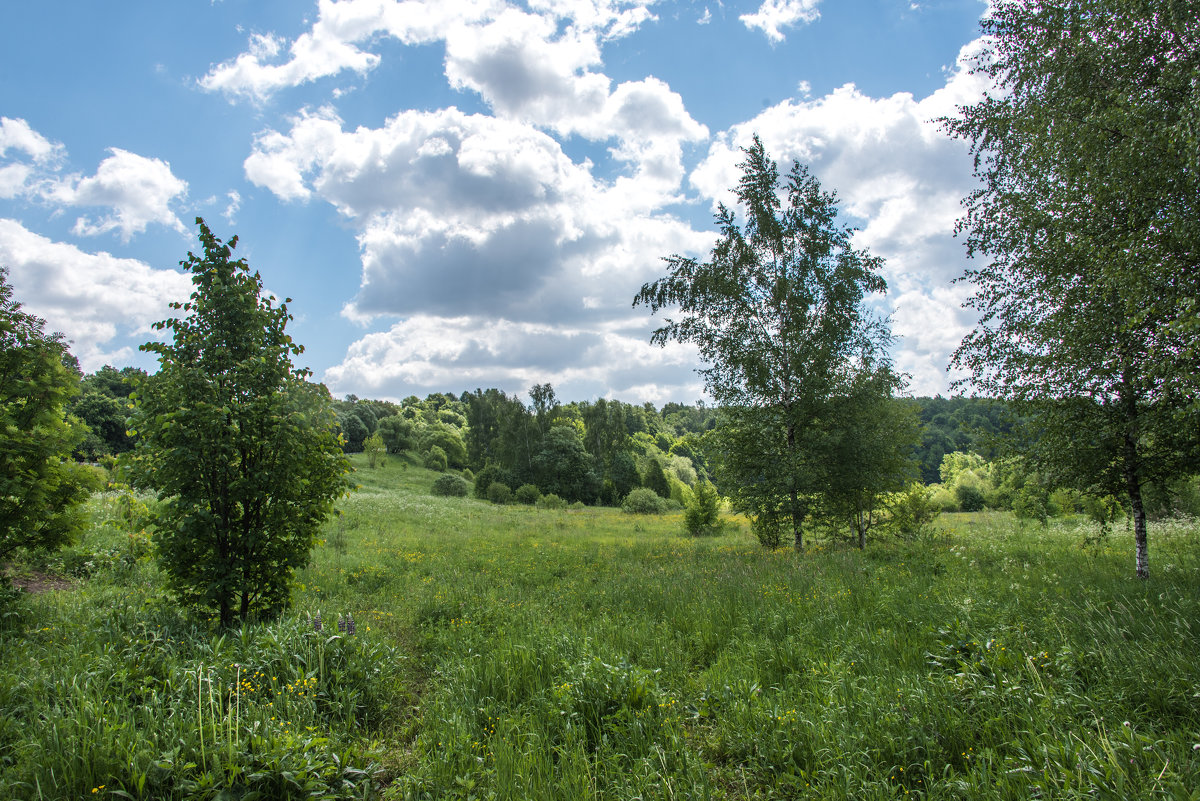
(2, 453, 1199, 799)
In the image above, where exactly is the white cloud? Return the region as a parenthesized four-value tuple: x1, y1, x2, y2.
(323, 313, 703, 402)
(245, 105, 710, 327)
(0, 219, 193, 370)
(47, 148, 188, 241)
(200, 0, 505, 101)
(689, 39, 992, 394)
(223, 190, 242, 222)
(0, 120, 189, 241)
(740, 0, 821, 42)
(0, 116, 62, 163)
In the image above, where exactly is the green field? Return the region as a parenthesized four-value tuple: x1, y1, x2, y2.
(3, 455, 1199, 799)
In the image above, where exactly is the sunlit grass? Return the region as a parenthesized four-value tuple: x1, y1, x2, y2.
(2, 454, 1198, 799)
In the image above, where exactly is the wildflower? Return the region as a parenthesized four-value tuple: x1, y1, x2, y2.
(312, 611, 323, 632)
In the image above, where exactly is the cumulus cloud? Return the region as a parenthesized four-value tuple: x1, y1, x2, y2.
(0, 219, 193, 369)
(322, 313, 703, 402)
(0, 117, 63, 198)
(245, 105, 710, 328)
(0, 120, 188, 241)
(690, 39, 992, 394)
(740, 0, 822, 42)
(47, 148, 188, 241)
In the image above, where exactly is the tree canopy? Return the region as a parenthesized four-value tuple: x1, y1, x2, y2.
(636, 136, 903, 549)
(1, 267, 94, 565)
(942, 0, 1200, 578)
(129, 220, 350, 626)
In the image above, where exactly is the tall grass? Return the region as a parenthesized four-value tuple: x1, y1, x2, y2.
(3, 456, 1198, 799)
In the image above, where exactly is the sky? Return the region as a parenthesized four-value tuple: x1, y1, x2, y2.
(0, 0, 991, 405)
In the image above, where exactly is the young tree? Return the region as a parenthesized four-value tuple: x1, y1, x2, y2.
(821, 369, 922, 548)
(1, 268, 94, 566)
(942, 0, 1200, 578)
(635, 136, 894, 549)
(129, 220, 350, 627)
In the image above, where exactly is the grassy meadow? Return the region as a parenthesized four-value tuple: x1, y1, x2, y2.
(2, 454, 1199, 799)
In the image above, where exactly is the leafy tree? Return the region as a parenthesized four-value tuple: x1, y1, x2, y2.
(364, 431, 386, 468)
(821, 373, 922, 548)
(377, 415, 416, 453)
(684, 481, 723, 536)
(339, 412, 368, 453)
(423, 445, 448, 472)
(1, 268, 95, 566)
(473, 464, 516, 500)
(941, 0, 1200, 578)
(487, 481, 513, 505)
(533, 425, 602, 504)
(129, 220, 350, 627)
(642, 460, 671, 499)
(636, 136, 892, 549)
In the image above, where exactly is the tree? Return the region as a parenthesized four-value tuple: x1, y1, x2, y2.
(635, 136, 894, 550)
(941, 0, 1200, 578)
(129, 220, 350, 627)
(364, 431, 386, 468)
(1, 268, 95, 566)
(533, 425, 602, 504)
(820, 371, 922, 548)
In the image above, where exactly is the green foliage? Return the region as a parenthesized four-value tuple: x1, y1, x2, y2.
(423, 445, 448, 472)
(377, 415, 415, 453)
(420, 424, 468, 469)
(533, 425, 601, 504)
(0, 267, 93, 566)
(955, 482, 986, 513)
(886, 482, 942, 540)
(514, 483, 541, 505)
(363, 431, 386, 468)
(535, 492, 567, 510)
(621, 487, 671, 515)
(473, 464, 515, 500)
(338, 412, 368, 453)
(942, 0, 1200, 578)
(128, 220, 350, 627)
(636, 137, 895, 550)
(684, 481, 722, 536)
(487, 481, 513, 505)
(642, 461, 670, 499)
(431, 473, 471, 498)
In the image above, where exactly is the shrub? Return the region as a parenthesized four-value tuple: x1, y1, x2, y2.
(514, 484, 541, 505)
(431, 474, 470, 497)
(888, 482, 942, 539)
(536, 493, 567, 510)
(423, 445, 448, 472)
(487, 482, 512, 505)
(955, 482, 986, 512)
(474, 464, 515, 500)
(684, 481, 722, 535)
(622, 487, 671, 515)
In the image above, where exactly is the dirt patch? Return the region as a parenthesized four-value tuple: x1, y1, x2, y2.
(5, 569, 74, 594)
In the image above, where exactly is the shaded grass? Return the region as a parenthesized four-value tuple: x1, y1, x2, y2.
(2, 454, 1199, 799)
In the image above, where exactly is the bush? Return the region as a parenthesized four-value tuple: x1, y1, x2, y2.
(487, 482, 512, 505)
(514, 484, 541, 505)
(474, 464, 515, 500)
(622, 487, 671, 515)
(888, 482, 942, 539)
(423, 445, 448, 472)
(684, 481, 722, 536)
(955, 482, 986, 512)
(536, 493, 567, 510)
(431, 474, 470, 497)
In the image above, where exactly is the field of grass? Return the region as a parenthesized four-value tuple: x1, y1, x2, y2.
(3, 453, 1199, 799)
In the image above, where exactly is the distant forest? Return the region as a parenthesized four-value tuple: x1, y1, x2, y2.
(69, 365, 1008, 489)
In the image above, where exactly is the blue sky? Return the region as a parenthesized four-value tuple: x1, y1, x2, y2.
(0, 0, 989, 404)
